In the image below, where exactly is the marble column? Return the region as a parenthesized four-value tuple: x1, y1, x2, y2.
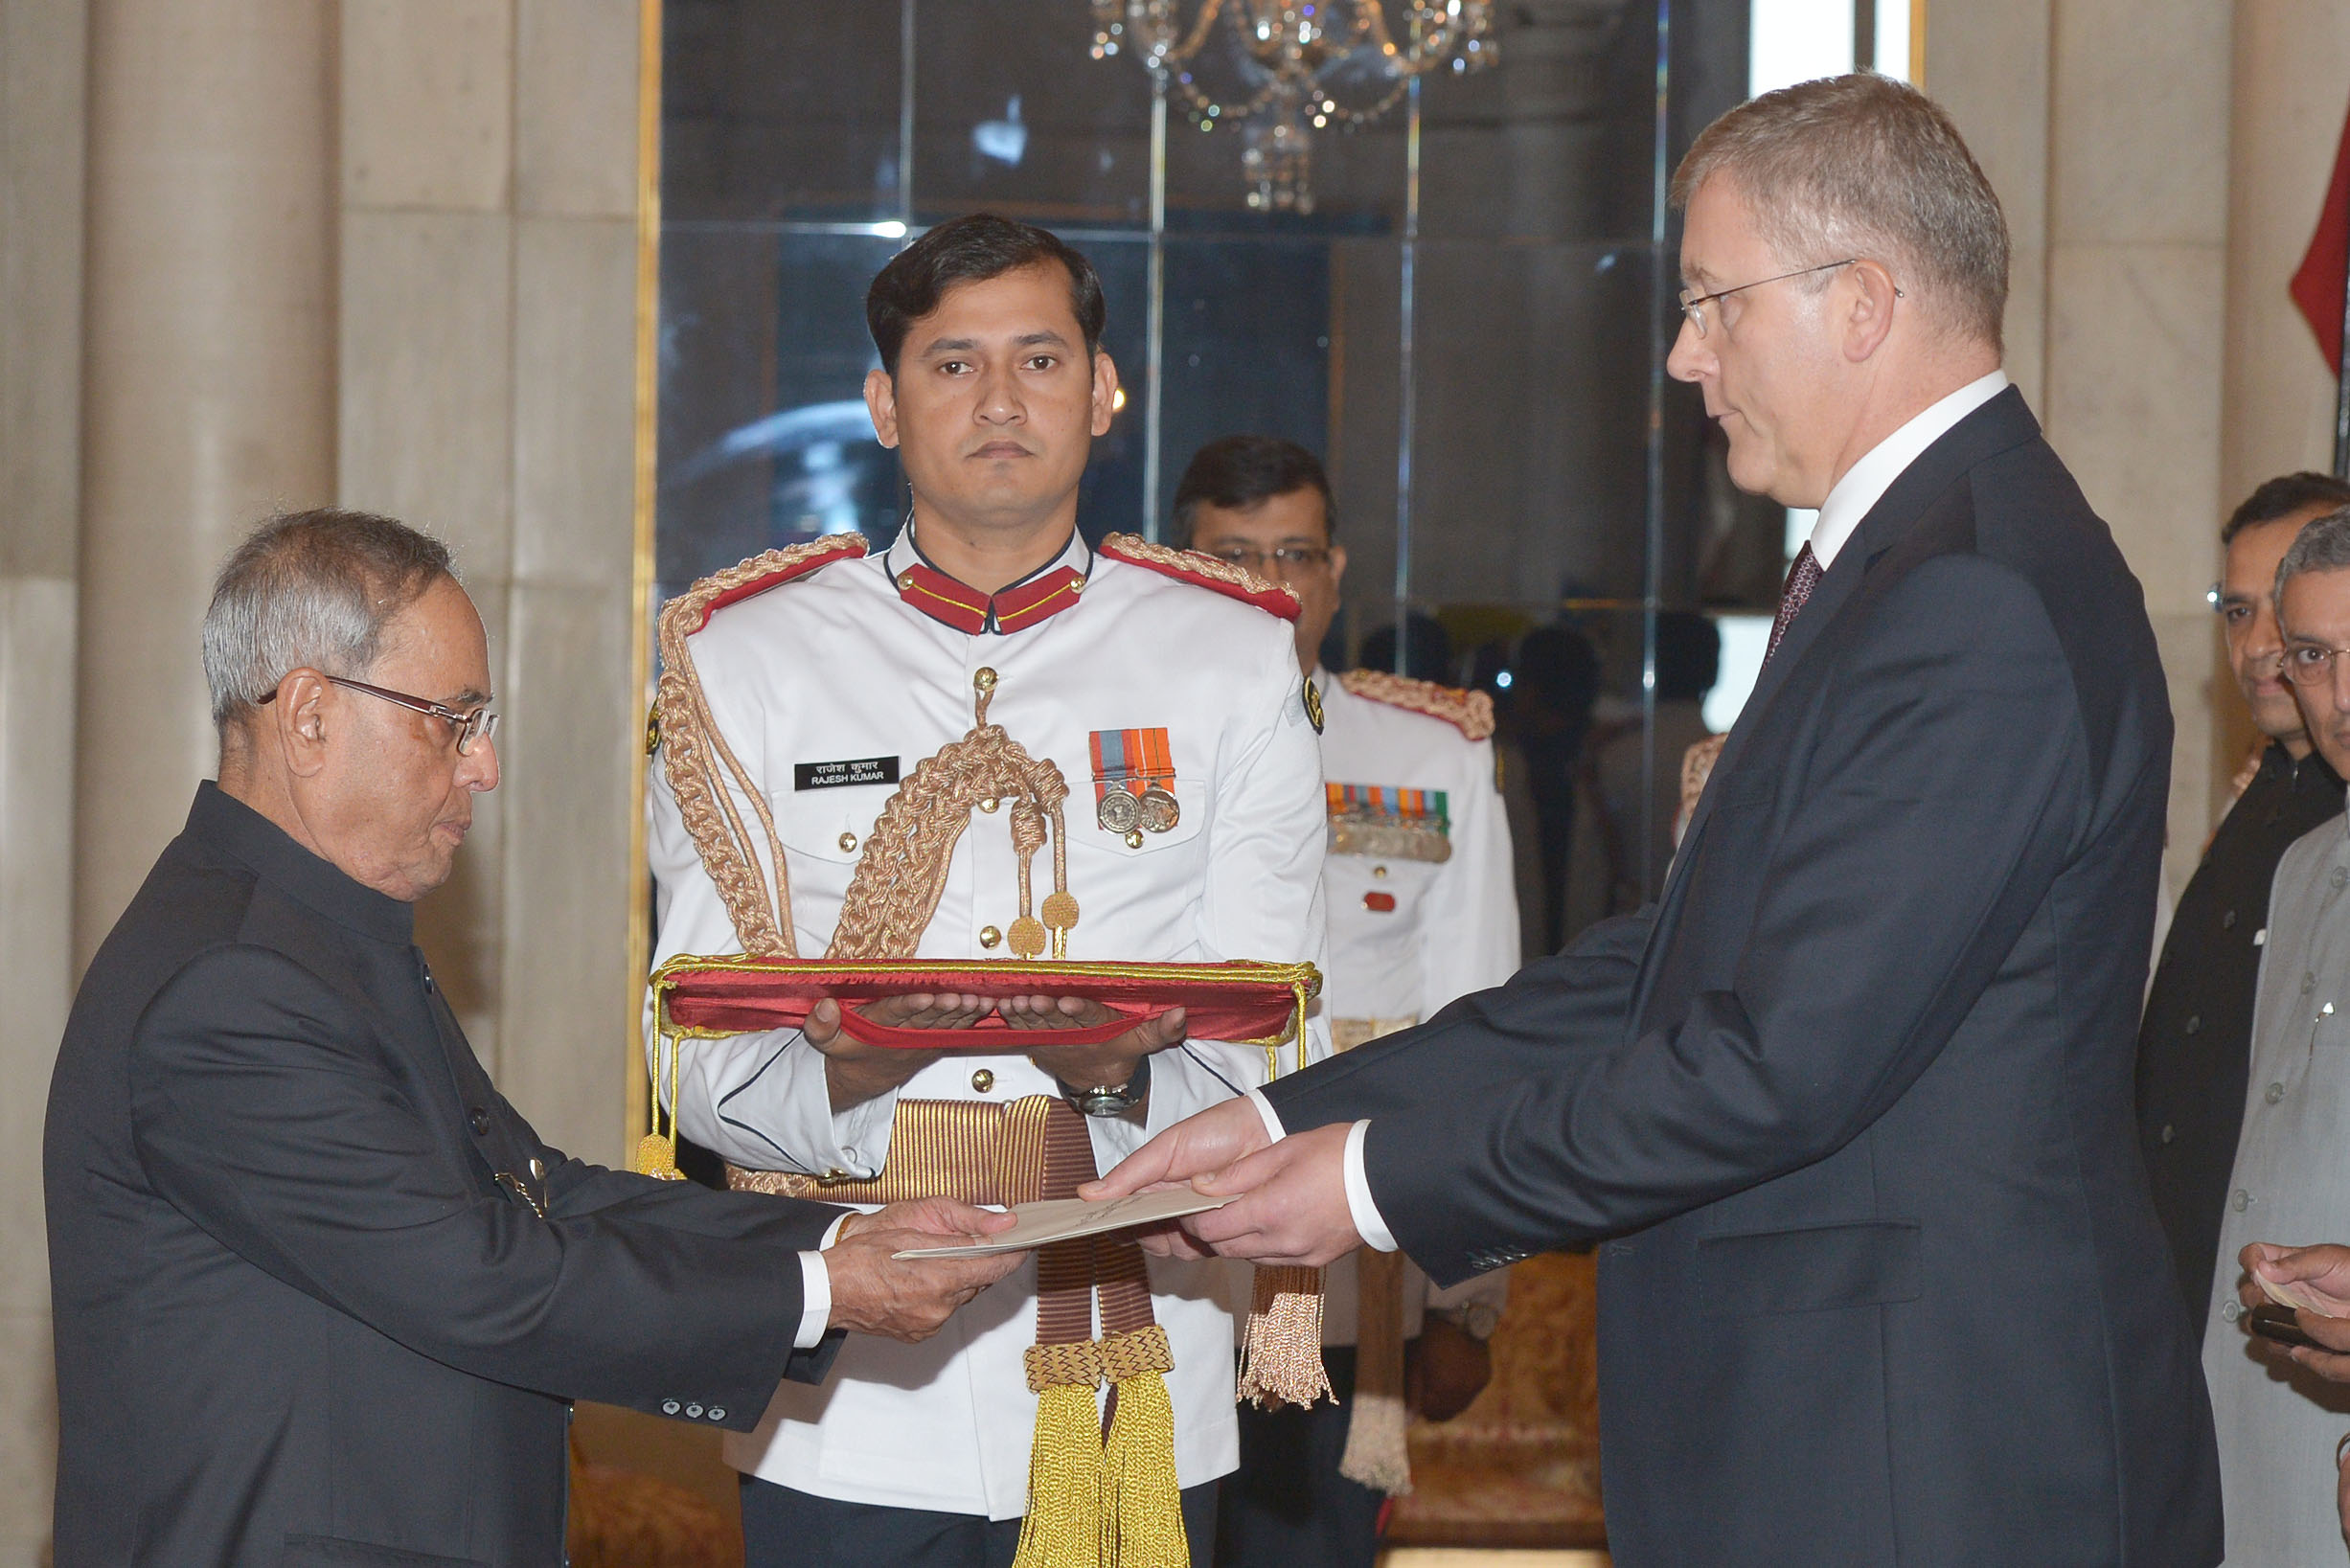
(1932, 0, 2232, 896)
(74, 0, 338, 967)
(2, 0, 89, 1546)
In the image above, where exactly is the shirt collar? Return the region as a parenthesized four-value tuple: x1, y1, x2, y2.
(1807, 369, 2010, 569)
(185, 781, 416, 945)
(883, 522, 1092, 635)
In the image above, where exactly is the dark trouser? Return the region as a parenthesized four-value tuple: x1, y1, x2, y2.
(1214, 1347, 1383, 1568)
(741, 1475, 1221, 1568)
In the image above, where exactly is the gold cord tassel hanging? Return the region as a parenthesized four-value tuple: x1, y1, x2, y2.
(1336, 1247, 1412, 1494)
(1014, 1345, 1108, 1568)
(1101, 1328, 1187, 1568)
(1236, 1264, 1334, 1409)
(634, 1032, 686, 1180)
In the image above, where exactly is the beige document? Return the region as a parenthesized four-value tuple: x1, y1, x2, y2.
(892, 1189, 1234, 1259)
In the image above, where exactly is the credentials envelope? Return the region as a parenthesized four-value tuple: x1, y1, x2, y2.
(891, 1189, 1234, 1259)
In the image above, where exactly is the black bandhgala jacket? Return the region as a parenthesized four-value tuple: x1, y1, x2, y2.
(47, 784, 842, 1567)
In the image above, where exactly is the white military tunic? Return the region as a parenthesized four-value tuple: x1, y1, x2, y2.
(1311, 669, 1518, 1343)
(647, 525, 1329, 1518)
(2202, 804, 2350, 1565)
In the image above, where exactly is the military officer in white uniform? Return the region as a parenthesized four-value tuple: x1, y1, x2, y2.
(1172, 436, 1517, 1567)
(647, 219, 1329, 1568)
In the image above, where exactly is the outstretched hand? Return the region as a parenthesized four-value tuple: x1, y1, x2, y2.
(823, 1197, 1024, 1343)
(1084, 1102, 1361, 1265)
(1179, 1122, 1361, 1267)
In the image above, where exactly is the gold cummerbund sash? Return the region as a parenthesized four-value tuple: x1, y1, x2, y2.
(724, 1093, 1055, 1205)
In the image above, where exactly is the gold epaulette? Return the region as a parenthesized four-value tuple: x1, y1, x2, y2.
(1335, 670, 1495, 741)
(1099, 533, 1301, 623)
(652, 534, 873, 960)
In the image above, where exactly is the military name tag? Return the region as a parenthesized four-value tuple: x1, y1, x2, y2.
(794, 755, 901, 790)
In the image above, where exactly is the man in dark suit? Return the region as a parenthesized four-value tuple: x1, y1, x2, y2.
(2137, 471, 2350, 1332)
(45, 509, 1022, 1568)
(1091, 75, 2222, 1565)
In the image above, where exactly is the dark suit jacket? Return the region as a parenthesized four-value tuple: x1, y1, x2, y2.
(2136, 741, 2342, 1332)
(46, 784, 844, 1568)
(1266, 390, 2223, 1565)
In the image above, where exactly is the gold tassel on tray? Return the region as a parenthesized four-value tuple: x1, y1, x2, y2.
(1236, 1264, 1334, 1409)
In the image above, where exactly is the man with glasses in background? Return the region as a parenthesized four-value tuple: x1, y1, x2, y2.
(2195, 504, 2350, 1563)
(1170, 436, 1517, 1567)
(2137, 472, 2350, 1337)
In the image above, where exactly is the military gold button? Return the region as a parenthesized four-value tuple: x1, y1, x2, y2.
(897, 571, 917, 590)
(979, 924, 1003, 949)
(973, 667, 998, 693)
(838, 831, 857, 852)
(970, 1069, 995, 1093)
(1372, 865, 1388, 878)
(979, 796, 1000, 813)
(1125, 829, 1145, 849)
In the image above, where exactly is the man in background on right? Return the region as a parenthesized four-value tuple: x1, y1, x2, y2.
(1172, 435, 1518, 1567)
(2198, 504, 2350, 1561)
(2137, 471, 2350, 1331)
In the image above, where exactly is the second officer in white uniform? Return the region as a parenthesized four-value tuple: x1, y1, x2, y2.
(1172, 437, 1518, 1567)
(648, 219, 1329, 1568)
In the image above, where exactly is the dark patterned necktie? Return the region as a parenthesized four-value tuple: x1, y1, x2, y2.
(1764, 542, 1822, 666)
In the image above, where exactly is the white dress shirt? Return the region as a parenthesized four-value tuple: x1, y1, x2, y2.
(1280, 366, 2016, 1254)
(648, 525, 1330, 1516)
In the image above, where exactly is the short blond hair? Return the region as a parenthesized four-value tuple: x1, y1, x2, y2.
(1671, 73, 2008, 350)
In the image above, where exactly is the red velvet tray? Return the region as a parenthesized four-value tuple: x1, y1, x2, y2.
(650, 957, 1321, 1050)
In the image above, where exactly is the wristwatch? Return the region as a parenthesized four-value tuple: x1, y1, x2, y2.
(1058, 1054, 1151, 1118)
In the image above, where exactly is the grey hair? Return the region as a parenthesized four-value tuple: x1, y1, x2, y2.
(1671, 73, 2009, 351)
(201, 509, 457, 724)
(2273, 505, 2350, 605)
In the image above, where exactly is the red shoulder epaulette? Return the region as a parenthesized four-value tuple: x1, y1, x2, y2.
(1337, 669, 1495, 742)
(676, 534, 869, 634)
(1099, 533, 1300, 623)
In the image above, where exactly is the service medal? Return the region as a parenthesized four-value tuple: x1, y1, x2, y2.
(1098, 786, 1143, 834)
(1139, 784, 1180, 833)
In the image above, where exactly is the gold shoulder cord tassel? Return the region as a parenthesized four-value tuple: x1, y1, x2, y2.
(634, 1028, 687, 1180)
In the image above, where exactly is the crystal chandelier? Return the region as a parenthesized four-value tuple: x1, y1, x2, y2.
(1090, 0, 1498, 213)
